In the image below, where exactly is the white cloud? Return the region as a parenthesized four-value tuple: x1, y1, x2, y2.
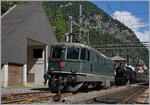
(112, 11, 149, 42)
(135, 31, 149, 42)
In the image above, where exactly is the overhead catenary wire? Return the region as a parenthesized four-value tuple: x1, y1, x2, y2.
(105, 1, 114, 15)
(105, 1, 148, 30)
(120, 1, 135, 32)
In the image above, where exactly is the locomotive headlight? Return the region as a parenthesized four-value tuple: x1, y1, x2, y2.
(48, 67, 55, 71)
(50, 68, 55, 71)
(71, 70, 76, 74)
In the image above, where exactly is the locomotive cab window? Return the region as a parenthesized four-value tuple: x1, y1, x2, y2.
(66, 47, 79, 60)
(52, 47, 63, 59)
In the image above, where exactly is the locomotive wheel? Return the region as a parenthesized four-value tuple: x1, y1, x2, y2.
(48, 81, 55, 90)
(93, 83, 98, 89)
(48, 81, 60, 92)
(79, 82, 88, 92)
(115, 78, 120, 85)
(123, 76, 129, 85)
(61, 84, 70, 92)
(115, 78, 123, 86)
(95, 82, 101, 90)
(53, 93, 61, 101)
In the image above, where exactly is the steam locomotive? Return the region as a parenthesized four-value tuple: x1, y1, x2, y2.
(115, 65, 148, 86)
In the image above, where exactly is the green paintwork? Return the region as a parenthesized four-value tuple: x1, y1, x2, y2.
(48, 43, 115, 78)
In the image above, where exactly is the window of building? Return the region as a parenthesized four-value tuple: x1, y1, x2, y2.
(33, 49, 43, 58)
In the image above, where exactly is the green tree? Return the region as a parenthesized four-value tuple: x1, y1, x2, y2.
(1, 1, 29, 15)
(53, 9, 68, 42)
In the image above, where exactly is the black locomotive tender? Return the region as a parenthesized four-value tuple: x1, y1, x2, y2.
(44, 43, 148, 92)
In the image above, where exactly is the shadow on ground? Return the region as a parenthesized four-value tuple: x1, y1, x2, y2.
(31, 88, 50, 91)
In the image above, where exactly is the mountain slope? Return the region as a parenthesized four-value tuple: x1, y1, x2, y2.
(42, 1, 148, 67)
(1, 1, 148, 67)
(43, 1, 139, 43)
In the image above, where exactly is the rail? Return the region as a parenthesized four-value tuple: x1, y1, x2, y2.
(61, 83, 148, 104)
(2, 91, 54, 104)
(1, 91, 73, 104)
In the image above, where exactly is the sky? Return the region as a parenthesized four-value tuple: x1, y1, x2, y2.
(91, 1, 149, 42)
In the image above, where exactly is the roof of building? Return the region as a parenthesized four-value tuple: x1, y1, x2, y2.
(110, 55, 126, 61)
(2, 2, 57, 64)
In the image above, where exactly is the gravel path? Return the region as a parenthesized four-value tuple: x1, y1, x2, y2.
(1, 86, 50, 95)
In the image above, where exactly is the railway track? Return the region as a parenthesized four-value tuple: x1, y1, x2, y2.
(1, 91, 74, 104)
(92, 85, 148, 104)
(135, 88, 149, 104)
(61, 83, 149, 104)
(2, 91, 54, 104)
(2, 90, 64, 104)
(1, 83, 148, 104)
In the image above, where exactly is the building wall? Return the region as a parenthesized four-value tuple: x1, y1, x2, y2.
(1, 3, 57, 64)
(27, 45, 46, 84)
(1, 64, 27, 87)
(115, 61, 126, 66)
(1, 3, 57, 87)
(1, 65, 6, 87)
(8, 64, 23, 86)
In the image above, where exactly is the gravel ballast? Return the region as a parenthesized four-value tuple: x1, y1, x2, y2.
(1, 86, 49, 95)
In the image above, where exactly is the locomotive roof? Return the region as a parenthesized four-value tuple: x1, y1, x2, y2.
(51, 43, 112, 61)
(52, 42, 90, 49)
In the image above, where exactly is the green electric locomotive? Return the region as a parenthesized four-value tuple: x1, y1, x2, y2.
(44, 43, 115, 91)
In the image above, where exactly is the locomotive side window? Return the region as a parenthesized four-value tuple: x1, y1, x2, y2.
(81, 48, 86, 60)
(66, 47, 79, 60)
(86, 50, 90, 61)
(52, 47, 63, 59)
(96, 55, 99, 63)
(80, 48, 90, 61)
